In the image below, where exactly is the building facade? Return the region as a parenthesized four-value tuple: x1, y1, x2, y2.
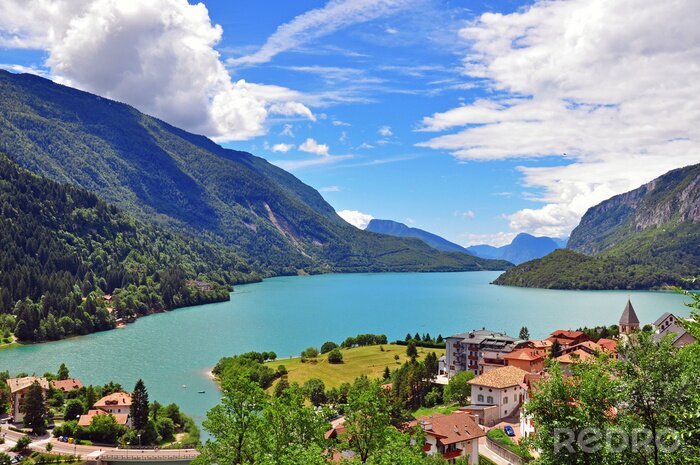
(6, 377, 50, 423)
(417, 412, 485, 464)
(445, 329, 520, 377)
(468, 366, 527, 421)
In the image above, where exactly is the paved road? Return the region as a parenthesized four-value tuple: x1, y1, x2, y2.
(1, 425, 198, 461)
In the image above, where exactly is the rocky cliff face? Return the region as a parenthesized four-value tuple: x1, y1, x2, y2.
(569, 163, 700, 255)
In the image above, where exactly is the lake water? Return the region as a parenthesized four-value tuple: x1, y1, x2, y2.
(0, 271, 691, 425)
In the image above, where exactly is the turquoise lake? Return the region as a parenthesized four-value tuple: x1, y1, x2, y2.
(0, 271, 691, 425)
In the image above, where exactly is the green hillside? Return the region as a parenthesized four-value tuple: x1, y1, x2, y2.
(495, 164, 700, 290)
(0, 70, 508, 275)
(0, 154, 258, 342)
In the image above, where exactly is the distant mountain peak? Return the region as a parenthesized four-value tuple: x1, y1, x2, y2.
(467, 233, 562, 265)
(366, 219, 471, 254)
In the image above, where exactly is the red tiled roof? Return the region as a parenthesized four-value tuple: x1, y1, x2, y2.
(416, 411, 486, 445)
(596, 338, 618, 353)
(550, 330, 586, 339)
(51, 378, 83, 393)
(556, 348, 595, 364)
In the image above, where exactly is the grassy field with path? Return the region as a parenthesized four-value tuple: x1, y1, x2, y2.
(266, 343, 445, 389)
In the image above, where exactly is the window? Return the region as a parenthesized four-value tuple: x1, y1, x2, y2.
(503, 397, 508, 405)
(478, 395, 484, 402)
(487, 396, 494, 404)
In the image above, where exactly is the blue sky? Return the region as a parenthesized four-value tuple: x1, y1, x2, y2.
(1, 0, 697, 246)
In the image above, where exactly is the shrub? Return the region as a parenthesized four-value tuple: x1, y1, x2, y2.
(301, 347, 319, 359)
(487, 429, 532, 460)
(327, 348, 343, 364)
(320, 341, 338, 354)
(13, 435, 32, 452)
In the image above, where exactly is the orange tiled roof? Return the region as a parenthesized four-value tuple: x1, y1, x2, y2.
(550, 330, 586, 339)
(78, 409, 129, 427)
(596, 338, 618, 353)
(556, 348, 595, 364)
(51, 378, 83, 393)
(503, 348, 544, 362)
(468, 365, 528, 389)
(415, 411, 486, 445)
(94, 391, 132, 408)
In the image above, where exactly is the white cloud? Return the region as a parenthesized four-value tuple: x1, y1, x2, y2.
(337, 209, 374, 229)
(359, 142, 375, 149)
(405, 217, 415, 225)
(385, 27, 399, 34)
(332, 120, 351, 126)
(461, 210, 475, 219)
(280, 124, 294, 137)
(299, 138, 330, 156)
(228, 0, 414, 66)
(461, 232, 517, 248)
(418, 0, 700, 237)
(0, 0, 315, 142)
(378, 125, 393, 136)
(319, 186, 341, 192)
(272, 143, 295, 153)
(339, 131, 349, 143)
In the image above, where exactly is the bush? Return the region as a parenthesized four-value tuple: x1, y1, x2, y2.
(320, 341, 338, 354)
(301, 347, 319, 359)
(327, 348, 343, 364)
(487, 429, 532, 460)
(0, 452, 10, 465)
(13, 435, 32, 452)
(64, 399, 85, 421)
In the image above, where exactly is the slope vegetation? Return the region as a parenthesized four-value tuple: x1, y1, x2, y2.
(0, 70, 506, 274)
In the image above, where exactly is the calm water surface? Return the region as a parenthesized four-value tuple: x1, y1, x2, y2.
(0, 271, 690, 425)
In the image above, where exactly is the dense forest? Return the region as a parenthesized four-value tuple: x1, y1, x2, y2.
(0, 70, 509, 275)
(0, 154, 260, 342)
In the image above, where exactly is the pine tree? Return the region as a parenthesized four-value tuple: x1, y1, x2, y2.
(406, 341, 418, 360)
(85, 385, 97, 408)
(57, 363, 69, 380)
(20, 381, 47, 434)
(550, 339, 562, 358)
(383, 366, 391, 381)
(519, 326, 530, 340)
(131, 379, 149, 431)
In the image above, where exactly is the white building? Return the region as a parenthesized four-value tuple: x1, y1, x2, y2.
(416, 411, 486, 464)
(6, 377, 49, 423)
(468, 365, 527, 421)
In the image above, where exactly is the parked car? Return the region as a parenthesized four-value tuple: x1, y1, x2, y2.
(504, 425, 516, 437)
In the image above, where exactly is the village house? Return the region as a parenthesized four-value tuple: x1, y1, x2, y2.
(6, 376, 50, 423)
(555, 348, 596, 373)
(519, 372, 547, 439)
(414, 411, 486, 464)
(619, 299, 640, 335)
(445, 329, 521, 377)
(503, 348, 545, 373)
(50, 378, 84, 393)
(466, 365, 527, 425)
(79, 391, 133, 427)
(546, 330, 590, 349)
(653, 312, 696, 348)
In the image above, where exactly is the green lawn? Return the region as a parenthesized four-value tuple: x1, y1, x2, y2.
(412, 404, 460, 419)
(266, 344, 444, 389)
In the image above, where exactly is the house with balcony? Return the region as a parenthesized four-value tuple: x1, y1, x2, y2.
(414, 411, 486, 464)
(444, 329, 521, 377)
(79, 391, 133, 428)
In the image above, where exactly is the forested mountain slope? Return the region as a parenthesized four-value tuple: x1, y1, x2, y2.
(0, 154, 256, 342)
(0, 70, 507, 274)
(495, 164, 700, 289)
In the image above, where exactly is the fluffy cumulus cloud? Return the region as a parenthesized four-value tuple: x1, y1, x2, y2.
(272, 143, 295, 153)
(378, 125, 393, 137)
(0, 0, 314, 141)
(337, 209, 374, 229)
(419, 0, 700, 236)
(299, 138, 331, 156)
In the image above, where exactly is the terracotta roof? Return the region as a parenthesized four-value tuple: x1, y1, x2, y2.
(51, 378, 84, 393)
(620, 299, 640, 325)
(596, 339, 618, 353)
(550, 330, 586, 339)
(94, 391, 132, 408)
(468, 365, 528, 389)
(78, 409, 129, 427)
(530, 340, 553, 349)
(7, 377, 49, 394)
(556, 348, 595, 365)
(416, 412, 486, 445)
(503, 348, 544, 362)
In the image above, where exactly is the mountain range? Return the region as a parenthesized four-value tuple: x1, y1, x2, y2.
(365, 219, 562, 265)
(495, 163, 700, 289)
(0, 70, 509, 277)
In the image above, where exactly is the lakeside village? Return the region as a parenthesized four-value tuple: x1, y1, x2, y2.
(1, 300, 697, 465)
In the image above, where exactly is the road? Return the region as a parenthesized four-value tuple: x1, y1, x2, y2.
(0, 425, 199, 461)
